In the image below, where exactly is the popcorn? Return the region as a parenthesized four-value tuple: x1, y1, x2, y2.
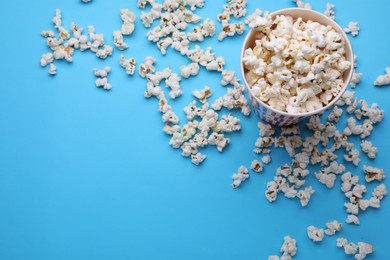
(192, 86, 212, 104)
(119, 55, 136, 75)
(350, 71, 363, 88)
(324, 3, 335, 20)
(341, 172, 359, 193)
(327, 106, 343, 123)
(307, 226, 324, 242)
(187, 18, 216, 42)
(41, 30, 55, 38)
(280, 236, 298, 259)
(363, 165, 385, 182)
(337, 238, 374, 260)
(180, 63, 200, 78)
(48, 64, 57, 75)
(346, 214, 360, 225)
(162, 110, 179, 124)
(324, 220, 342, 236)
(344, 148, 360, 166)
(191, 152, 206, 165)
(250, 160, 264, 173)
(40, 53, 54, 67)
(244, 14, 351, 113)
(163, 123, 180, 135)
(360, 140, 377, 159)
(94, 66, 111, 90)
(245, 9, 262, 25)
(297, 186, 315, 207)
(262, 155, 272, 164)
(139, 56, 156, 78)
(93, 66, 111, 77)
(344, 22, 360, 37)
(218, 22, 246, 41)
(315, 171, 336, 189)
(292, 0, 312, 9)
(232, 166, 249, 188)
(113, 30, 128, 50)
(374, 68, 390, 86)
(372, 184, 388, 200)
(120, 9, 136, 35)
(208, 133, 230, 152)
(96, 45, 113, 59)
(206, 57, 225, 72)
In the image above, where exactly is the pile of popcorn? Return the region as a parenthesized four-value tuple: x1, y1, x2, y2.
(38, 0, 390, 259)
(243, 13, 352, 114)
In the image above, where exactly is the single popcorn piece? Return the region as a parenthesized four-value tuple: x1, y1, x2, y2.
(96, 45, 113, 59)
(297, 186, 315, 207)
(374, 68, 390, 86)
(40, 53, 54, 67)
(372, 184, 388, 200)
(48, 63, 57, 75)
(307, 226, 324, 242)
(139, 56, 156, 78)
(243, 14, 351, 113)
(344, 22, 359, 37)
(360, 140, 377, 159)
(251, 160, 264, 173)
(113, 30, 128, 50)
(232, 166, 249, 188)
(119, 55, 136, 75)
(95, 77, 112, 90)
(262, 155, 272, 164)
(292, 0, 312, 9)
(325, 220, 342, 236)
(192, 86, 212, 104)
(350, 71, 363, 88)
(346, 214, 360, 225)
(120, 9, 136, 35)
(324, 3, 335, 20)
(363, 165, 385, 182)
(280, 236, 298, 258)
(180, 63, 200, 78)
(191, 152, 206, 165)
(94, 66, 111, 77)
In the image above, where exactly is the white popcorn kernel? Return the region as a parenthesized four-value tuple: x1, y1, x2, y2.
(157, 37, 173, 55)
(344, 202, 359, 215)
(162, 110, 179, 125)
(327, 106, 343, 123)
(374, 67, 390, 86)
(206, 56, 225, 72)
(93, 66, 111, 77)
(40, 53, 54, 67)
(245, 9, 262, 25)
(344, 22, 360, 37)
(307, 226, 324, 242)
(218, 22, 246, 41)
(169, 132, 185, 149)
(180, 63, 200, 78)
(363, 165, 385, 182)
(341, 172, 359, 193)
(315, 171, 336, 189)
(251, 160, 264, 173)
(292, 0, 312, 9)
(48, 63, 57, 75)
(350, 71, 363, 88)
(163, 123, 180, 135)
(360, 140, 377, 159)
(113, 30, 128, 50)
(191, 152, 206, 165)
(280, 236, 298, 258)
(325, 220, 342, 236)
(208, 133, 230, 152)
(40, 30, 55, 38)
(192, 86, 212, 104)
(232, 166, 249, 188)
(139, 56, 156, 78)
(262, 155, 272, 164)
(372, 184, 388, 200)
(344, 148, 360, 166)
(324, 3, 335, 20)
(356, 242, 374, 260)
(95, 77, 111, 90)
(346, 214, 360, 225)
(120, 9, 136, 35)
(96, 45, 113, 59)
(119, 55, 136, 75)
(297, 186, 315, 207)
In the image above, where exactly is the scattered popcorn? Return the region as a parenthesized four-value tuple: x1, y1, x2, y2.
(93, 66, 111, 78)
(307, 225, 324, 242)
(119, 55, 136, 75)
(374, 68, 390, 86)
(344, 22, 360, 37)
(244, 13, 351, 113)
(232, 166, 249, 188)
(251, 160, 264, 173)
(363, 165, 385, 182)
(325, 220, 342, 236)
(337, 238, 374, 260)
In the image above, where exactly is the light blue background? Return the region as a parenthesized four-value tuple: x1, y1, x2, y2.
(0, 0, 389, 259)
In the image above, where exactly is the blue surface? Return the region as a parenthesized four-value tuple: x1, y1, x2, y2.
(0, 0, 389, 259)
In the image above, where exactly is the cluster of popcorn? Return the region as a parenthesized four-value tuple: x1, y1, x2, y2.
(40, 9, 114, 75)
(307, 220, 342, 242)
(113, 9, 136, 50)
(94, 66, 112, 90)
(268, 236, 298, 260)
(243, 13, 351, 114)
(337, 238, 374, 260)
(216, 0, 247, 41)
(140, 55, 246, 165)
